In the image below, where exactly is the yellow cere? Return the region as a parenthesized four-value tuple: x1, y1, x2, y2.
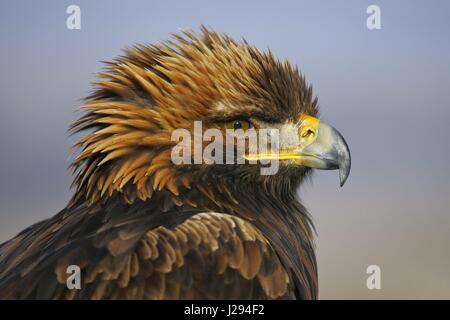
(298, 114, 320, 149)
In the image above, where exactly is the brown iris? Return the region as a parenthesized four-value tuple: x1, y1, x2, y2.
(224, 120, 252, 131)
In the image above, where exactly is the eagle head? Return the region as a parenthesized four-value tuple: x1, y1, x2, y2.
(69, 27, 350, 207)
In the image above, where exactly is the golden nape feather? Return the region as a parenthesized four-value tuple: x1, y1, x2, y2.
(0, 27, 351, 299)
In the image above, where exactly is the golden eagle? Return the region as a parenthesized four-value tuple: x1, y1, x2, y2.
(0, 28, 350, 299)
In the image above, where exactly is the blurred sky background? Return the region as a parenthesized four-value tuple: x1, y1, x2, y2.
(1, 0, 449, 299)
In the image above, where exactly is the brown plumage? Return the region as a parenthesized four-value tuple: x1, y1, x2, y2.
(0, 27, 330, 299)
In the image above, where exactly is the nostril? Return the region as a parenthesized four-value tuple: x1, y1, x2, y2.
(301, 128, 315, 138)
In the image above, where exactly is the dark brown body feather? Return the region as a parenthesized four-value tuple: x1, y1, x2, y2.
(0, 28, 318, 299)
(0, 187, 316, 299)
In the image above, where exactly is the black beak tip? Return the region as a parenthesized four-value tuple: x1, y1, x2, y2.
(339, 174, 347, 187)
(338, 158, 351, 187)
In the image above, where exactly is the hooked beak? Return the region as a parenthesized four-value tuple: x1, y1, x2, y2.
(245, 115, 351, 186)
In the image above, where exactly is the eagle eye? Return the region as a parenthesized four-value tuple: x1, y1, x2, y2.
(224, 120, 252, 131)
